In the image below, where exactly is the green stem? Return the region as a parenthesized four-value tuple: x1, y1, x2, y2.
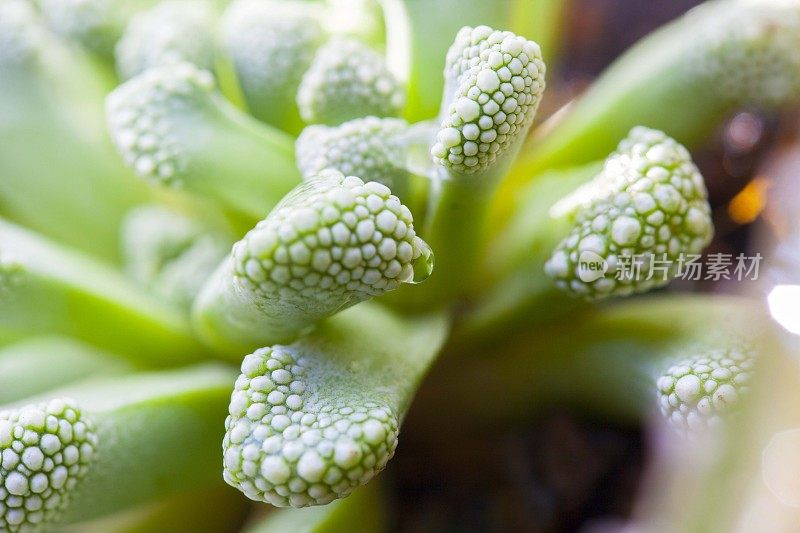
(0, 220, 208, 366)
(191, 258, 285, 356)
(196, 103, 300, 219)
(417, 176, 495, 305)
(0, 2, 151, 262)
(0, 337, 133, 405)
(66, 485, 249, 533)
(23, 364, 237, 525)
(381, 0, 565, 121)
(413, 24, 547, 306)
(244, 483, 385, 533)
(448, 163, 599, 341)
(422, 294, 767, 430)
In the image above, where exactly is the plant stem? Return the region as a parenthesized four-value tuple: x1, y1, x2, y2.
(0, 1, 151, 262)
(0, 337, 133, 404)
(452, 163, 599, 342)
(422, 295, 769, 430)
(244, 483, 385, 533)
(418, 176, 495, 304)
(381, 0, 565, 121)
(67, 485, 249, 533)
(0, 220, 208, 366)
(45, 364, 237, 525)
(415, 25, 547, 306)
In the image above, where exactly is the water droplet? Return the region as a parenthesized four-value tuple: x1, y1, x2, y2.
(409, 238, 434, 284)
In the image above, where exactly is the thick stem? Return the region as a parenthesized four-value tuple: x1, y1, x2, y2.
(244, 483, 385, 533)
(186, 100, 300, 220)
(381, 0, 565, 121)
(0, 364, 236, 530)
(415, 25, 547, 306)
(420, 295, 768, 430)
(411, 132, 538, 309)
(0, 337, 133, 405)
(0, 220, 208, 366)
(453, 163, 601, 340)
(67, 485, 249, 533)
(0, 2, 151, 262)
(50, 364, 236, 525)
(191, 258, 293, 357)
(417, 176, 495, 306)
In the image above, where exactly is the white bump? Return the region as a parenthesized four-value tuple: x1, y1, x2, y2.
(362, 420, 386, 445)
(333, 440, 362, 469)
(260, 457, 291, 484)
(5, 472, 28, 496)
(675, 374, 702, 403)
(455, 98, 480, 122)
(476, 69, 500, 92)
(611, 216, 641, 246)
(297, 451, 326, 482)
(439, 127, 461, 147)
